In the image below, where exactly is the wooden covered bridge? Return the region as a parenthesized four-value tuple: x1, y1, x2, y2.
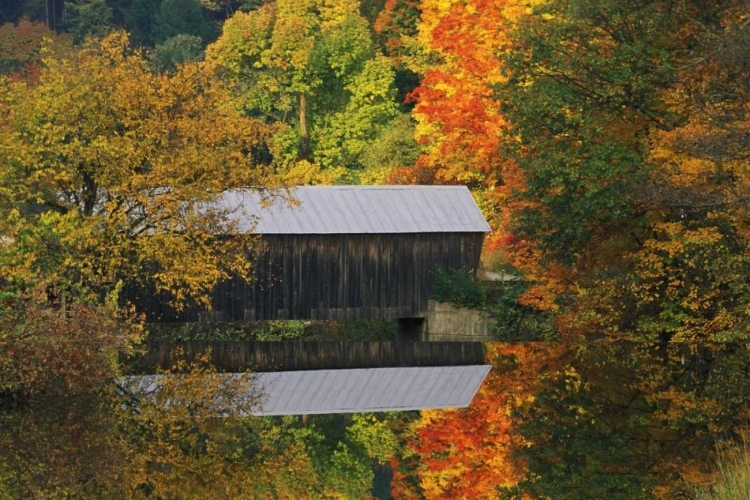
(136, 185, 490, 322)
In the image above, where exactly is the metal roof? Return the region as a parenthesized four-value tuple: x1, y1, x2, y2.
(122, 365, 491, 416)
(215, 186, 491, 234)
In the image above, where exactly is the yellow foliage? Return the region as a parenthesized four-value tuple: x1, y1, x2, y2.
(280, 159, 347, 185)
(0, 32, 277, 308)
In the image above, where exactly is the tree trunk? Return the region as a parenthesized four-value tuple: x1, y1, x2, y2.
(299, 92, 309, 161)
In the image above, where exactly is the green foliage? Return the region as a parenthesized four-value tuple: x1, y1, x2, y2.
(496, 0, 750, 346)
(485, 280, 557, 341)
(501, 363, 654, 500)
(207, 0, 401, 180)
(118, 0, 161, 46)
(322, 442, 375, 498)
(348, 413, 399, 464)
(432, 266, 485, 309)
(359, 113, 422, 180)
(432, 267, 557, 340)
(310, 319, 395, 341)
(155, 0, 216, 44)
(253, 320, 306, 341)
(306, 412, 401, 498)
(166, 322, 255, 341)
(150, 33, 205, 72)
(504, 343, 750, 499)
(499, 0, 681, 264)
(154, 319, 395, 342)
(65, 0, 114, 42)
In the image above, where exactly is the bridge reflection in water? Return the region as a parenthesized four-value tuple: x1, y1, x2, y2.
(121, 341, 491, 415)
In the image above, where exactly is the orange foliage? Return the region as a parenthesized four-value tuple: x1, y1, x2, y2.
(386, 163, 438, 185)
(392, 343, 568, 499)
(401, 0, 521, 187)
(486, 156, 571, 314)
(385, 2, 556, 309)
(0, 17, 68, 85)
(383, 1, 567, 312)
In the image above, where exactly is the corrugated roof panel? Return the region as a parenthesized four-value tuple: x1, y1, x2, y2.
(315, 369, 347, 410)
(387, 366, 421, 408)
(332, 193, 355, 233)
(399, 190, 420, 232)
(444, 189, 466, 231)
(350, 369, 378, 409)
(297, 195, 320, 234)
(262, 365, 491, 415)
(297, 370, 328, 412)
(255, 373, 276, 412)
(318, 192, 340, 233)
(369, 368, 399, 408)
(122, 365, 491, 416)
(342, 192, 362, 233)
(261, 372, 289, 413)
(443, 366, 474, 404)
(362, 189, 387, 233)
(338, 191, 358, 233)
(460, 195, 482, 231)
(411, 367, 442, 408)
(416, 190, 436, 232)
(455, 365, 488, 406)
(329, 369, 360, 410)
(278, 371, 306, 412)
(213, 186, 490, 234)
(419, 368, 451, 408)
(414, 189, 436, 230)
(441, 189, 461, 230)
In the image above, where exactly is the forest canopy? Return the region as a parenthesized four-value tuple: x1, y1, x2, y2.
(2, 0, 750, 498)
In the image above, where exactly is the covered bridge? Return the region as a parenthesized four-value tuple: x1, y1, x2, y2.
(139, 185, 490, 322)
(215, 185, 489, 321)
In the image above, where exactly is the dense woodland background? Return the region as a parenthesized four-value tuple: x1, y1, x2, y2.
(2, 0, 750, 498)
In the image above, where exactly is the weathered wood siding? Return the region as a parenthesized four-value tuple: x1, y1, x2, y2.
(132, 232, 484, 322)
(212, 232, 484, 321)
(124, 340, 487, 374)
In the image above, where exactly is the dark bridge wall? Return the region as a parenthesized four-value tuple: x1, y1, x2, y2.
(125, 340, 487, 374)
(212, 232, 484, 321)
(133, 232, 484, 322)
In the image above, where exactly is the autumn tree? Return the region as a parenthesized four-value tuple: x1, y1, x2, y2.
(496, 0, 750, 340)
(206, 0, 401, 183)
(385, 0, 523, 193)
(399, 344, 750, 500)
(399, 2, 750, 498)
(374, 0, 420, 65)
(2, 305, 306, 498)
(502, 343, 750, 499)
(114, 358, 268, 498)
(0, 31, 275, 309)
(0, 284, 137, 497)
(0, 17, 70, 84)
(390, 343, 568, 499)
